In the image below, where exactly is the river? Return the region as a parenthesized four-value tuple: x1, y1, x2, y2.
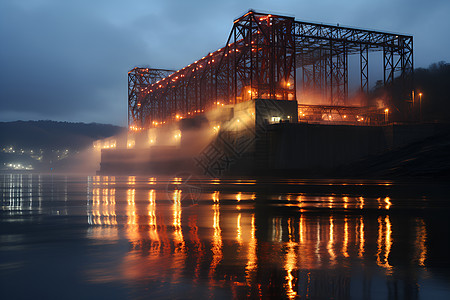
(1, 174, 450, 299)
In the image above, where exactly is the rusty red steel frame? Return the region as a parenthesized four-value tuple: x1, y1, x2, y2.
(128, 11, 413, 129)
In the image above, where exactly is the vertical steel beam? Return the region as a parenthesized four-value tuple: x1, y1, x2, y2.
(360, 44, 369, 94)
(383, 46, 394, 86)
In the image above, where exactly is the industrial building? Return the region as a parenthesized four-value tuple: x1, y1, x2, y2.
(97, 11, 426, 176)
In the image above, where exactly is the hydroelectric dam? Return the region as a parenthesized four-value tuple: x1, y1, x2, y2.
(94, 11, 441, 177)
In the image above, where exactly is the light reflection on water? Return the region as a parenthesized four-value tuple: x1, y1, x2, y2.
(1, 174, 450, 299)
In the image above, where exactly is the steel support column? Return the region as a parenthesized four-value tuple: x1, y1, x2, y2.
(360, 44, 369, 94)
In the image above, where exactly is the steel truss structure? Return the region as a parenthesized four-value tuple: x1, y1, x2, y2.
(128, 11, 413, 129)
(128, 68, 174, 129)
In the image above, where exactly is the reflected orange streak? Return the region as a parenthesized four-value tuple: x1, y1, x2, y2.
(328, 196, 334, 209)
(297, 195, 304, 209)
(102, 188, 110, 224)
(236, 192, 242, 202)
(246, 214, 257, 287)
(272, 218, 282, 242)
(416, 218, 427, 267)
(358, 217, 365, 258)
(299, 215, 304, 243)
(90, 176, 117, 226)
(171, 190, 186, 283)
(284, 219, 298, 300)
(111, 188, 117, 224)
(359, 196, 364, 209)
(343, 217, 349, 257)
(172, 190, 185, 251)
(92, 188, 100, 225)
(103, 187, 117, 225)
(212, 191, 219, 203)
(315, 220, 321, 265)
(126, 188, 139, 247)
(87, 181, 120, 238)
(377, 217, 382, 265)
(376, 215, 393, 273)
(237, 213, 242, 245)
(385, 216, 393, 270)
(209, 203, 222, 280)
(148, 189, 159, 244)
(327, 216, 336, 264)
(384, 197, 392, 210)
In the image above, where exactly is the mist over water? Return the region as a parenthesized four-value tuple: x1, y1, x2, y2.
(1, 174, 450, 299)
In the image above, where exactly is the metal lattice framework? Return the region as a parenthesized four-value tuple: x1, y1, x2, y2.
(128, 68, 174, 129)
(128, 11, 413, 129)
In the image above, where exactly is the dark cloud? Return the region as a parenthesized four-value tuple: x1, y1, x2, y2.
(0, 0, 150, 124)
(0, 0, 448, 125)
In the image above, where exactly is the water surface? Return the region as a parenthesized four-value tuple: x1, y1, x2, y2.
(1, 174, 450, 299)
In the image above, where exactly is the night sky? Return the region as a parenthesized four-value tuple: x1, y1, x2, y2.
(1, 0, 449, 126)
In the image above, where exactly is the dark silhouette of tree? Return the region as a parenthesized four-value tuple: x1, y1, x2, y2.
(0, 121, 123, 150)
(370, 61, 450, 122)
